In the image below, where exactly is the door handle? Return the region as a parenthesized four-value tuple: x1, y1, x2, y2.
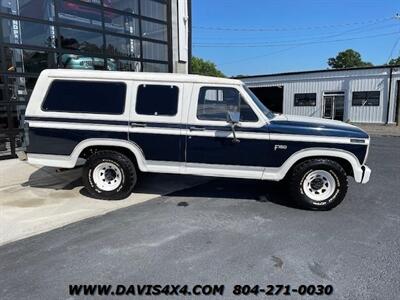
(130, 122, 147, 127)
(189, 126, 206, 131)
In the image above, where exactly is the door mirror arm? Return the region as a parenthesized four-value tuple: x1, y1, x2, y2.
(229, 122, 240, 143)
(227, 111, 241, 143)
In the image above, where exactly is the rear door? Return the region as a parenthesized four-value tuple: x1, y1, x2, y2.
(128, 81, 184, 167)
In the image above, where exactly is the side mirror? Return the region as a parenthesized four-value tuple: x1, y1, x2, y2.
(227, 111, 240, 143)
(227, 111, 240, 124)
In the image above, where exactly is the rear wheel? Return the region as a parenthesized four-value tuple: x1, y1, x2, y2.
(83, 150, 137, 200)
(289, 159, 348, 210)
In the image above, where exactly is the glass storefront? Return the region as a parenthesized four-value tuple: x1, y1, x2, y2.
(0, 0, 171, 158)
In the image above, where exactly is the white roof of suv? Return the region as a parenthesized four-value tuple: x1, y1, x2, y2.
(40, 69, 243, 85)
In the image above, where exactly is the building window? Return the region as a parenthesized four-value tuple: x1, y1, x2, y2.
(0, 0, 174, 158)
(0, 105, 8, 129)
(2, 19, 56, 48)
(56, 0, 102, 29)
(103, 0, 139, 14)
(142, 20, 167, 41)
(5, 48, 56, 73)
(0, 0, 55, 21)
(140, 0, 167, 21)
(105, 34, 140, 58)
(104, 11, 139, 35)
(136, 84, 179, 116)
(294, 93, 317, 106)
(58, 54, 106, 70)
(60, 27, 104, 54)
(352, 91, 380, 106)
(142, 62, 168, 73)
(197, 87, 258, 122)
(42, 80, 126, 114)
(142, 41, 168, 61)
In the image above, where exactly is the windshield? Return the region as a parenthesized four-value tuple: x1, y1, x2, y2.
(243, 85, 275, 120)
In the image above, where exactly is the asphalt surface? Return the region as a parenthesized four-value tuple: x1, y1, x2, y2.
(1, 136, 399, 300)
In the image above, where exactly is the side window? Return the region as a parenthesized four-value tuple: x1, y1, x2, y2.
(197, 87, 258, 122)
(42, 80, 126, 114)
(294, 93, 316, 106)
(352, 91, 380, 106)
(136, 84, 179, 116)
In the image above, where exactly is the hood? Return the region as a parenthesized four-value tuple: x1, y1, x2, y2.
(269, 114, 369, 139)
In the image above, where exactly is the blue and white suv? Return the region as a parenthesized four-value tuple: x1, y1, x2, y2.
(22, 69, 371, 210)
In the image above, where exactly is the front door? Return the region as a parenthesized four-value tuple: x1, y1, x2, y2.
(185, 85, 270, 177)
(323, 92, 345, 121)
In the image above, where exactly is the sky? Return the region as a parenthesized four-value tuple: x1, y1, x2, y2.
(192, 0, 400, 76)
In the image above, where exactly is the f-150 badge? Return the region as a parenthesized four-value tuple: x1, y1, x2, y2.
(274, 144, 288, 151)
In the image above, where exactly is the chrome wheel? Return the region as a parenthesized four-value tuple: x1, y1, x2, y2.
(303, 170, 336, 202)
(92, 162, 122, 192)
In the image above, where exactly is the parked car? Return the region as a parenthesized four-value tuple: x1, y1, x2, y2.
(59, 54, 117, 70)
(21, 69, 371, 210)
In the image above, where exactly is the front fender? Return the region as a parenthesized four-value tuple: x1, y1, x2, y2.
(261, 148, 366, 183)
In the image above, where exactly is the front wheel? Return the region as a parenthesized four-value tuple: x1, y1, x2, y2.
(289, 159, 348, 210)
(82, 150, 137, 200)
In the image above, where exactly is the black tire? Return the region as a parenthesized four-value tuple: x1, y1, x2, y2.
(289, 159, 348, 210)
(82, 150, 137, 200)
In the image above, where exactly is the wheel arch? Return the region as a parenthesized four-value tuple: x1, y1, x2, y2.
(71, 139, 148, 171)
(265, 148, 363, 182)
(288, 156, 354, 177)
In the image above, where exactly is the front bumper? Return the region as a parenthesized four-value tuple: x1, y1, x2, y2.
(360, 165, 371, 184)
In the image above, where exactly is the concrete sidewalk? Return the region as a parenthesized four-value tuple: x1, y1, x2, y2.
(357, 124, 400, 137)
(0, 159, 207, 246)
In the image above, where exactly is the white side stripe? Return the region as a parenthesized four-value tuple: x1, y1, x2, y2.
(28, 121, 130, 133)
(129, 127, 181, 136)
(269, 133, 367, 145)
(28, 121, 369, 145)
(182, 129, 269, 140)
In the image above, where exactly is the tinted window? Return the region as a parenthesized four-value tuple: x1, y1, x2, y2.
(140, 0, 167, 21)
(2, 19, 55, 48)
(142, 62, 168, 73)
(42, 80, 126, 114)
(60, 27, 103, 54)
(294, 93, 316, 106)
(57, 0, 102, 29)
(142, 41, 168, 61)
(197, 87, 258, 122)
(104, 0, 138, 14)
(136, 85, 178, 116)
(105, 35, 140, 58)
(352, 91, 380, 106)
(142, 21, 167, 41)
(0, 0, 55, 20)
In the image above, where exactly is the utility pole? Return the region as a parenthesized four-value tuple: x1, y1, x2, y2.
(395, 14, 400, 125)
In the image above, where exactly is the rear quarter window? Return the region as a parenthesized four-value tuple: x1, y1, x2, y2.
(42, 80, 126, 114)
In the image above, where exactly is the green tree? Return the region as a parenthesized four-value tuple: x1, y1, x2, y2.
(388, 56, 400, 65)
(191, 56, 225, 77)
(328, 49, 373, 69)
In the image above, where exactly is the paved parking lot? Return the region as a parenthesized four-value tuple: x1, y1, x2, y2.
(0, 160, 206, 245)
(0, 136, 399, 299)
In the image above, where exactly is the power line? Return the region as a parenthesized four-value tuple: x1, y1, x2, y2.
(386, 14, 400, 63)
(216, 30, 399, 66)
(194, 23, 399, 46)
(194, 22, 398, 42)
(193, 16, 394, 32)
(194, 31, 400, 48)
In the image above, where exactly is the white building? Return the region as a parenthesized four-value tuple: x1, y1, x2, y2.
(239, 66, 400, 124)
